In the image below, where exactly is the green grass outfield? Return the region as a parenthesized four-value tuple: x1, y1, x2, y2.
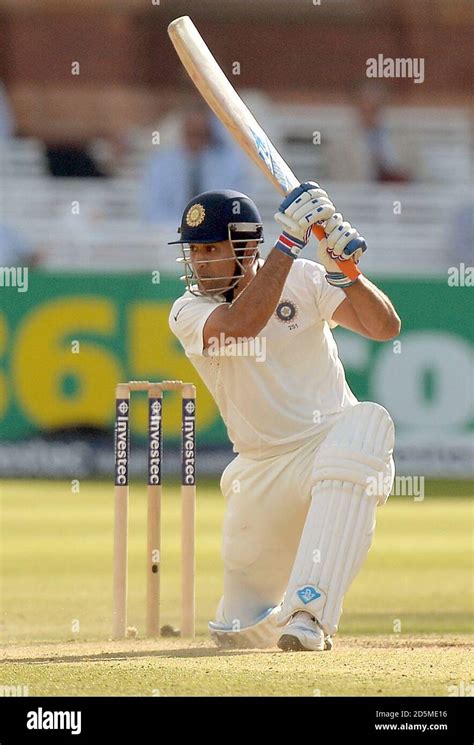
(1, 479, 472, 696)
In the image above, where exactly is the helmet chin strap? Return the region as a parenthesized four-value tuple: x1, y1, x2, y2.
(224, 259, 241, 303)
(224, 250, 261, 302)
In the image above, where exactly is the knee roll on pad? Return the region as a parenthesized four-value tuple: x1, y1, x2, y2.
(313, 402, 395, 505)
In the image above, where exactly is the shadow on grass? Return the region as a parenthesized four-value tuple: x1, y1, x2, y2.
(5, 633, 472, 666)
(8, 646, 278, 665)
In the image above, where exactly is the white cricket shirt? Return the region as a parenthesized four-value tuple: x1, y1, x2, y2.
(169, 258, 358, 459)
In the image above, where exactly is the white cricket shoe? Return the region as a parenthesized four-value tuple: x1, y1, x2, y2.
(278, 611, 333, 652)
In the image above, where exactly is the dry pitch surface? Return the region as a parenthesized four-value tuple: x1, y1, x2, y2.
(2, 636, 472, 697)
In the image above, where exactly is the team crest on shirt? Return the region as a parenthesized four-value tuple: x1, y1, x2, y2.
(186, 203, 206, 227)
(275, 299, 298, 323)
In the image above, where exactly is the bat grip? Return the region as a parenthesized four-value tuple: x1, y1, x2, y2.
(312, 225, 361, 281)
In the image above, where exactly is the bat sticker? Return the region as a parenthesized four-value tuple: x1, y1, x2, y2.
(249, 128, 293, 193)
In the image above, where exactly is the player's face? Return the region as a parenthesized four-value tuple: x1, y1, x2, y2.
(189, 240, 237, 293)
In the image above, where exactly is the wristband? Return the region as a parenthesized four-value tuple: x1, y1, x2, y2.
(325, 271, 360, 288)
(274, 231, 306, 259)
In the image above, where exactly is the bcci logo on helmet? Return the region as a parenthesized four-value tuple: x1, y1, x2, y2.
(186, 203, 206, 227)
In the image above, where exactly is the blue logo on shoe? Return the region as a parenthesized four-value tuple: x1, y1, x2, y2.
(297, 586, 321, 604)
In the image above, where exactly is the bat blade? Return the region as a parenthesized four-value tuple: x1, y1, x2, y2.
(168, 15, 296, 195)
(168, 15, 359, 280)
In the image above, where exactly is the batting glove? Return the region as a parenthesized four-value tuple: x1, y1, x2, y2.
(317, 213, 367, 287)
(274, 181, 335, 258)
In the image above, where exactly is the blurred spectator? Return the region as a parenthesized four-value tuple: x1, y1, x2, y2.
(142, 103, 250, 223)
(356, 82, 410, 183)
(89, 128, 130, 178)
(0, 223, 41, 267)
(0, 81, 15, 139)
(45, 145, 107, 178)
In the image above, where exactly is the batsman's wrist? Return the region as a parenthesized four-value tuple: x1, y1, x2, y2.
(325, 271, 359, 288)
(274, 231, 305, 259)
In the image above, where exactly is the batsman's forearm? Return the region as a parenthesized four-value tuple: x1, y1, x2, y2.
(227, 248, 293, 337)
(343, 276, 401, 340)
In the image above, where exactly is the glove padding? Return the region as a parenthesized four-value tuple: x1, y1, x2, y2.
(274, 181, 336, 244)
(318, 213, 367, 287)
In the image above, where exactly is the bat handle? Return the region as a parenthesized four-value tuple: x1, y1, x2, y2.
(312, 225, 361, 281)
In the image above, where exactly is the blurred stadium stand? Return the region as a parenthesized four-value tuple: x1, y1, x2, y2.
(0, 102, 471, 274)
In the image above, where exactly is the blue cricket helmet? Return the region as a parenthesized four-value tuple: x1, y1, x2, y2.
(169, 189, 263, 245)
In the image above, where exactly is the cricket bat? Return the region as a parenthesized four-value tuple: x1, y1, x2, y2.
(168, 15, 360, 280)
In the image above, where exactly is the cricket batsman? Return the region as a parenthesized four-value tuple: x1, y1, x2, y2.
(169, 183, 400, 651)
